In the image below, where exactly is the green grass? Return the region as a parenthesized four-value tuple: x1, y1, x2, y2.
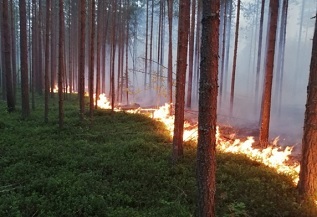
(0, 94, 316, 216)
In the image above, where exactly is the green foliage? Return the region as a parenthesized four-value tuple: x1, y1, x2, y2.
(0, 94, 316, 216)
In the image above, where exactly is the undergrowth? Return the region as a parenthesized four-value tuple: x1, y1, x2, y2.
(0, 94, 316, 216)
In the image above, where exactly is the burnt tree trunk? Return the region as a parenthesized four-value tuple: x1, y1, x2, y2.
(89, 0, 95, 118)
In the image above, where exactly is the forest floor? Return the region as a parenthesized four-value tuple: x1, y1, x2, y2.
(0, 94, 316, 217)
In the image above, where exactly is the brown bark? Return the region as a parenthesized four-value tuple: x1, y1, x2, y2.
(298, 13, 317, 201)
(259, 0, 279, 147)
(2, 0, 15, 112)
(20, 0, 30, 118)
(172, 0, 190, 161)
(197, 0, 220, 216)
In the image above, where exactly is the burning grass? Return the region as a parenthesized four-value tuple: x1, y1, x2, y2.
(0, 94, 316, 216)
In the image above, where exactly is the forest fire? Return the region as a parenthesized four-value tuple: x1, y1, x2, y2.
(96, 95, 300, 184)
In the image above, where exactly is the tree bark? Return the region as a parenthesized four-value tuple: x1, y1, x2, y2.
(167, 0, 173, 107)
(79, 0, 86, 120)
(259, 0, 279, 147)
(2, 0, 15, 112)
(58, 0, 65, 128)
(298, 13, 317, 201)
(186, 0, 196, 108)
(229, 0, 241, 115)
(20, 0, 30, 118)
(89, 0, 95, 118)
(197, 0, 220, 216)
(172, 0, 190, 162)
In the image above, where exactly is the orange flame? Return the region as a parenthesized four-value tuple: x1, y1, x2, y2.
(95, 95, 302, 186)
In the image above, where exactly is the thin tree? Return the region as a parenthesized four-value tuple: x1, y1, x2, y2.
(167, 0, 173, 106)
(254, 0, 266, 107)
(297, 14, 317, 202)
(197, 0, 220, 215)
(229, 0, 241, 115)
(79, 0, 86, 120)
(89, 0, 95, 118)
(10, 0, 17, 101)
(20, 0, 30, 118)
(186, 0, 196, 108)
(2, 0, 15, 112)
(58, 0, 65, 128)
(172, 0, 190, 162)
(44, 0, 51, 122)
(259, 0, 279, 147)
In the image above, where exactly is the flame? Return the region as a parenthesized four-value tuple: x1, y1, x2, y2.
(95, 95, 300, 181)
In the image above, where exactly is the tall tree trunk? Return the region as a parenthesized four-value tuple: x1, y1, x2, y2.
(254, 0, 266, 109)
(10, 0, 17, 101)
(149, 0, 154, 89)
(229, 0, 241, 115)
(219, 0, 227, 107)
(186, 0, 196, 108)
(167, 0, 173, 107)
(125, 0, 130, 104)
(110, 1, 117, 112)
(297, 13, 317, 202)
(197, 0, 220, 216)
(44, 0, 51, 123)
(20, 0, 30, 118)
(95, 0, 102, 109)
(275, 0, 288, 115)
(58, 0, 65, 128)
(144, 0, 149, 90)
(172, 0, 190, 162)
(79, 0, 86, 120)
(50, 0, 57, 97)
(2, 0, 15, 112)
(259, 0, 279, 147)
(89, 0, 95, 118)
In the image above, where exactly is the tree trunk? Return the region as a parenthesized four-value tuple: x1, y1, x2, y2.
(110, 0, 117, 112)
(254, 0, 266, 110)
(167, 0, 173, 107)
(10, 0, 17, 102)
(20, 0, 30, 118)
(50, 0, 57, 97)
(229, 0, 241, 115)
(58, 0, 65, 128)
(2, 0, 15, 112)
(298, 13, 317, 202)
(186, 0, 196, 108)
(79, 0, 86, 120)
(259, 0, 279, 147)
(89, 0, 95, 118)
(197, 0, 220, 216)
(172, 0, 190, 162)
